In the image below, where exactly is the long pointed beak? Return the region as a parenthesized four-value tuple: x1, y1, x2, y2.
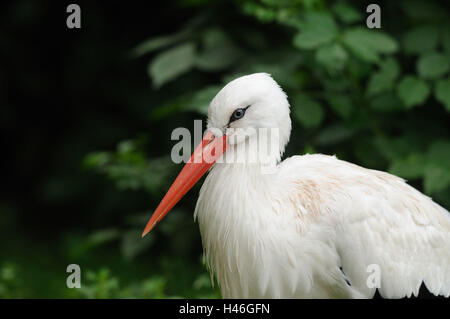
(142, 131, 227, 237)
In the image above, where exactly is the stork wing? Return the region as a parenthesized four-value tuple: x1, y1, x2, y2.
(279, 154, 450, 298)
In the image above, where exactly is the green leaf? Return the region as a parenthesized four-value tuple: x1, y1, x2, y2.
(242, 2, 276, 23)
(87, 229, 119, 246)
(369, 93, 403, 112)
(292, 93, 324, 128)
(315, 43, 348, 71)
(379, 57, 401, 79)
(427, 140, 450, 168)
(293, 12, 337, 49)
(397, 76, 430, 108)
(332, 3, 363, 24)
(83, 152, 112, 168)
(342, 28, 398, 63)
(374, 136, 416, 161)
(402, 25, 439, 55)
(70, 229, 119, 259)
(442, 24, 450, 53)
(148, 42, 196, 88)
(435, 78, 450, 111)
(195, 29, 240, 71)
(400, 0, 447, 21)
(326, 93, 353, 119)
(424, 165, 450, 194)
(388, 153, 426, 179)
(120, 230, 154, 260)
(248, 62, 301, 89)
(347, 58, 373, 80)
(367, 72, 394, 96)
(184, 85, 221, 114)
(132, 32, 185, 57)
(260, 0, 296, 7)
(424, 141, 450, 194)
(417, 52, 450, 79)
(315, 125, 354, 146)
(366, 57, 400, 96)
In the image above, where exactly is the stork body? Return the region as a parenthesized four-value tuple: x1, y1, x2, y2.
(144, 73, 450, 298)
(196, 155, 450, 298)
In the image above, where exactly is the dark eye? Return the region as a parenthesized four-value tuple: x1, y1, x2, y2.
(229, 107, 249, 123)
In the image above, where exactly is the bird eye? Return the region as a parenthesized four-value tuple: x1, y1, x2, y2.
(229, 107, 248, 124)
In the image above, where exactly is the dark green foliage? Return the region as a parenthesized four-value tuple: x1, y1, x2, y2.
(132, 0, 450, 201)
(1, 0, 449, 298)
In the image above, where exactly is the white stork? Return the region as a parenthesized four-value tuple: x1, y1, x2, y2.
(142, 73, 450, 298)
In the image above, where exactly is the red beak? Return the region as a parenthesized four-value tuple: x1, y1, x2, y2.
(142, 131, 227, 237)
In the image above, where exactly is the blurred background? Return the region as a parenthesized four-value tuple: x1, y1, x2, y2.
(1, 0, 449, 298)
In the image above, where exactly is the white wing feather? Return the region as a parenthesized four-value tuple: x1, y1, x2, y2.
(279, 154, 450, 298)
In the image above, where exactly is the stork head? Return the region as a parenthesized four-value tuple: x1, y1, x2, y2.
(142, 73, 291, 236)
(208, 73, 291, 159)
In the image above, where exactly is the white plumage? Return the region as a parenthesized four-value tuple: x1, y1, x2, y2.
(192, 73, 450, 298)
